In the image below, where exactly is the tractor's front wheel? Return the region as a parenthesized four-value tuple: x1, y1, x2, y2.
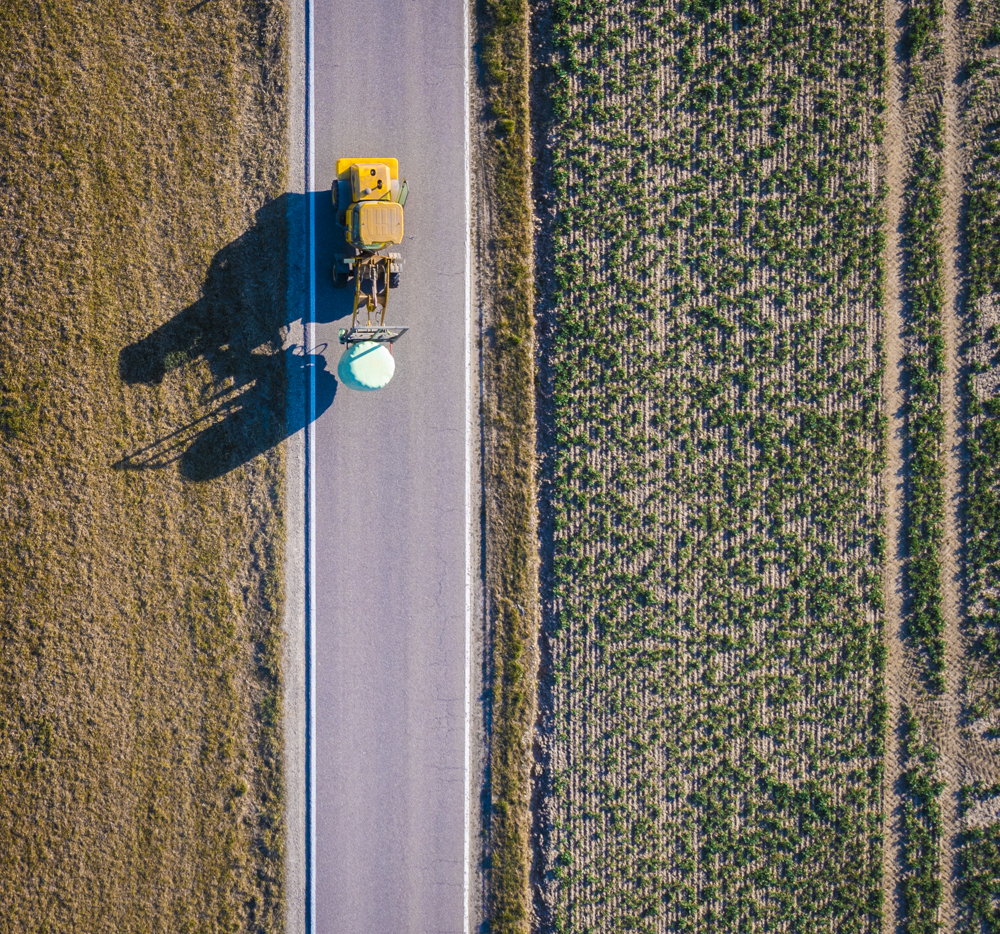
(331, 182, 339, 210)
(332, 259, 349, 288)
(389, 271, 401, 290)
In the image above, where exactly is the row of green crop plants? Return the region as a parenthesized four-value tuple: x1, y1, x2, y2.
(896, 5, 947, 931)
(958, 782, 1000, 932)
(959, 1, 1000, 930)
(901, 48, 947, 694)
(899, 707, 944, 934)
(542, 1, 887, 931)
(963, 1, 1000, 727)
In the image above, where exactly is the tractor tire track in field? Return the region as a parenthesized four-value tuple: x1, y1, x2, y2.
(882, 0, 973, 929)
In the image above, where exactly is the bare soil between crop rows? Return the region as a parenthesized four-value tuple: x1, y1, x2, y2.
(881, 3, 910, 927)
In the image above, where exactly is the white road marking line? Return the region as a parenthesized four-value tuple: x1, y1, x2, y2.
(305, 0, 316, 929)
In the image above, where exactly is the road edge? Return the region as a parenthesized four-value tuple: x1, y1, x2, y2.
(465, 0, 488, 931)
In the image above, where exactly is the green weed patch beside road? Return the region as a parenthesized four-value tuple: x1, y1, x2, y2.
(539, 2, 887, 930)
(0, 1, 287, 930)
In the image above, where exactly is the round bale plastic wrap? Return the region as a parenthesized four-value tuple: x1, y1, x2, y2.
(337, 340, 395, 391)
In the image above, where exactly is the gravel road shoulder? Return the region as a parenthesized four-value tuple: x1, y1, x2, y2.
(283, 0, 308, 929)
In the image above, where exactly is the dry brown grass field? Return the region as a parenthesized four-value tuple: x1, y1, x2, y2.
(0, 1, 288, 930)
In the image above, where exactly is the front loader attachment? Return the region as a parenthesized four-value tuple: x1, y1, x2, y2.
(332, 253, 402, 321)
(332, 253, 408, 391)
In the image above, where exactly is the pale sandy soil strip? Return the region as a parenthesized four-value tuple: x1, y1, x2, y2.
(937, 1, 965, 927)
(882, 1, 909, 929)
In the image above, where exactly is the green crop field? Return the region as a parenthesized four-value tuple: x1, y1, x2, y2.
(491, 1, 1000, 932)
(539, 2, 887, 931)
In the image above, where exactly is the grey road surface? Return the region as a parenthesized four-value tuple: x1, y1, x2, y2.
(307, 3, 471, 934)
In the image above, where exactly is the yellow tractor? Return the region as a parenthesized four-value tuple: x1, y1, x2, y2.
(332, 158, 409, 390)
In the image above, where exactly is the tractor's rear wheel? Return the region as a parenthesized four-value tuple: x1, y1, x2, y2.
(331, 182, 339, 210)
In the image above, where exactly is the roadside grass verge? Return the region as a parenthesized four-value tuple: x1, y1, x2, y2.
(476, 0, 537, 929)
(0, 1, 288, 930)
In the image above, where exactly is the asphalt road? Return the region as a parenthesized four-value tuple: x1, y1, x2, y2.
(307, 3, 471, 933)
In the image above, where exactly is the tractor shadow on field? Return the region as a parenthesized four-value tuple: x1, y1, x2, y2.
(115, 192, 340, 481)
